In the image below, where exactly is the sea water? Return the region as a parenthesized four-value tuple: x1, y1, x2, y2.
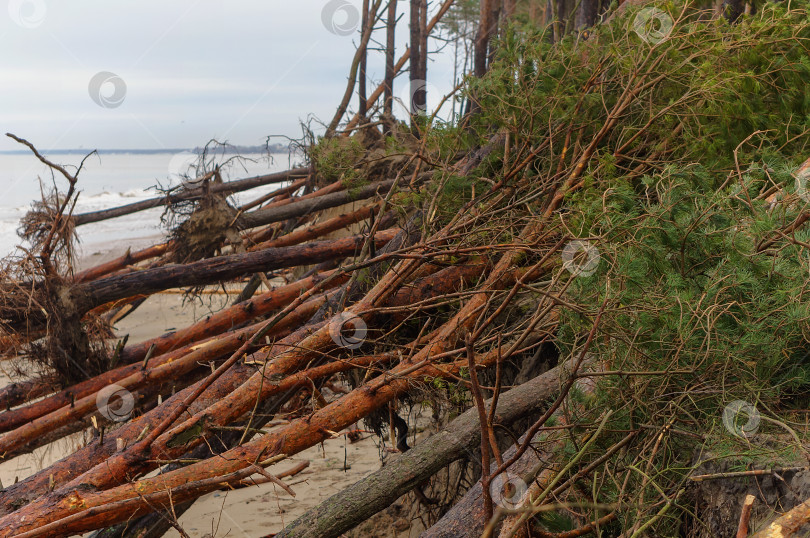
(0, 151, 297, 258)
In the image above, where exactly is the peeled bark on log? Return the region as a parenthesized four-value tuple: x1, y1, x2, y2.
(0, 360, 259, 517)
(750, 495, 810, 537)
(72, 167, 309, 226)
(90, 395, 307, 538)
(0, 255, 502, 535)
(0, 343, 493, 537)
(275, 357, 577, 538)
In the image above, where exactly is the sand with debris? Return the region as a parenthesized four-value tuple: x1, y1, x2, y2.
(0, 238, 390, 537)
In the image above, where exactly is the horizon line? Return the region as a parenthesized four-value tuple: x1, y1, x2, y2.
(0, 144, 292, 156)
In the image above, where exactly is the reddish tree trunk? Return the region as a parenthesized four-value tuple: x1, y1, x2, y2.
(384, 0, 398, 120)
(73, 229, 398, 313)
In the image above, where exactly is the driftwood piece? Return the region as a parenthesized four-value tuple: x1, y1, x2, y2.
(73, 167, 309, 226)
(275, 358, 575, 538)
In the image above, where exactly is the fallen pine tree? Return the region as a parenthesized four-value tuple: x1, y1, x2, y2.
(2, 1, 810, 537)
(71, 166, 310, 226)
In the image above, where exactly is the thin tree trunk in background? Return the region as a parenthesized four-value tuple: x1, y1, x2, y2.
(548, 0, 564, 42)
(504, 0, 517, 18)
(577, 0, 599, 29)
(410, 0, 424, 121)
(384, 0, 398, 125)
(558, 0, 573, 36)
(419, 0, 427, 98)
(723, 0, 744, 20)
(325, 0, 381, 136)
(344, 0, 455, 134)
(486, 0, 501, 67)
(359, 0, 370, 118)
(473, 0, 493, 78)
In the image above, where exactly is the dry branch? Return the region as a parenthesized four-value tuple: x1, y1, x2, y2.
(72, 167, 310, 226)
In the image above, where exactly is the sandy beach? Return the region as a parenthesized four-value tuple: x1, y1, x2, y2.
(0, 236, 391, 537)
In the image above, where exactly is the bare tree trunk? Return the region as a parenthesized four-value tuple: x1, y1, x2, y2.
(547, 0, 573, 41)
(473, 0, 493, 78)
(274, 358, 575, 538)
(359, 0, 370, 118)
(384, 0, 398, 124)
(577, 0, 599, 29)
(487, 0, 501, 66)
(345, 0, 455, 133)
(723, 0, 744, 20)
(410, 0, 423, 122)
(503, 0, 517, 18)
(325, 0, 382, 136)
(419, 0, 427, 103)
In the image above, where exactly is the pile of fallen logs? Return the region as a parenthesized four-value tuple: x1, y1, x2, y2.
(4, 2, 810, 536)
(0, 123, 569, 537)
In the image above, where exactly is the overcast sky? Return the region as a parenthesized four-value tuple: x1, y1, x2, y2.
(1, 0, 458, 152)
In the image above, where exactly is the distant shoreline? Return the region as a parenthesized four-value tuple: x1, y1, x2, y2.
(0, 144, 291, 156)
